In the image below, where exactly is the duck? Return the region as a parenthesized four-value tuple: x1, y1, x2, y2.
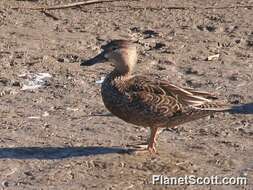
(82, 39, 233, 154)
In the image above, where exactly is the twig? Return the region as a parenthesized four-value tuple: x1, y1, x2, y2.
(41, 10, 59, 20)
(203, 5, 253, 9)
(11, 0, 139, 11)
(114, 4, 253, 11)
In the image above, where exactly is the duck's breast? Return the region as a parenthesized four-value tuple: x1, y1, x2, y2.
(101, 80, 163, 127)
(101, 81, 132, 121)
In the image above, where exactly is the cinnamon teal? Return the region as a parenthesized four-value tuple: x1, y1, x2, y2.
(82, 39, 234, 154)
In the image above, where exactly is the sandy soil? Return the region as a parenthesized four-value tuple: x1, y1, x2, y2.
(0, 0, 253, 189)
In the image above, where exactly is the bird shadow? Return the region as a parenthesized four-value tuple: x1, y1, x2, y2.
(0, 146, 128, 160)
(230, 103, 253, 114)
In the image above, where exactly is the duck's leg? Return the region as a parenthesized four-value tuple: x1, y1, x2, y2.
(129, 127, 159, 155)
(147, 127, 159, 154)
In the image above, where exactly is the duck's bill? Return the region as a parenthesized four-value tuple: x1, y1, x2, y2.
(81, 51, 107, 66)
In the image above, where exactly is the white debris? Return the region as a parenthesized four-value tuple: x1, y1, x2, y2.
(27, 116, 41, 119)
(207, 54, 220, 61)
(19, 72, 52, 91)
(66, 107, 79, 112)
(42, 111, 50, 117)
(96, 76, 105, 84)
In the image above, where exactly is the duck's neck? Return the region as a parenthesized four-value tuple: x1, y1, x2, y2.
(108, 68, 132, 81)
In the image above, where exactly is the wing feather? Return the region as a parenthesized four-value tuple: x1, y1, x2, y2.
(125, 76, 214, 107)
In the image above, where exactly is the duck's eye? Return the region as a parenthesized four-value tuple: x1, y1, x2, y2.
(111, 47, 118, 51)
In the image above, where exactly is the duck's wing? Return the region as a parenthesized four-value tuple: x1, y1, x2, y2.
(122, 75, 230, 111)
(125, 76, 211, 105)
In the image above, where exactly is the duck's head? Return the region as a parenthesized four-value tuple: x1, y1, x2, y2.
(82, 40, 137, 74)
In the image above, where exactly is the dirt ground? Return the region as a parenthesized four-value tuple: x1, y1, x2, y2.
(0, 0, 253, 189)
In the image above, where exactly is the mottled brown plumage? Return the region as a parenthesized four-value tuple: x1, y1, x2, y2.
(82, 39, 233, 154)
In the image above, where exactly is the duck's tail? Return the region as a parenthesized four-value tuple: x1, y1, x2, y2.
(228, 103, 253, 114)
(194, 102, 253, 114)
